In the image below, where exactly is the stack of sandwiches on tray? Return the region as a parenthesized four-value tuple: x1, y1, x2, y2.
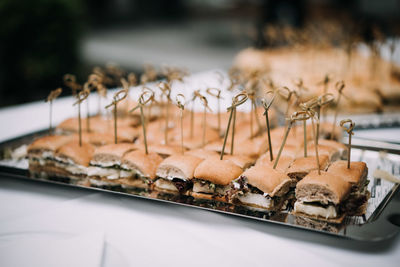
(26, 65, 373, 227)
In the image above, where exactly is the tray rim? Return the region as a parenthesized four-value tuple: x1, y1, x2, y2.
(0, 129, 399, 242)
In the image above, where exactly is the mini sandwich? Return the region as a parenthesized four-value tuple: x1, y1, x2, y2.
(148, 144, 182, 159)
(293, 170, 352, 223)
(185, 149, 218, 159)
(155, 154, 203, 194)
(303, 144, 341, 161)
(192, 158, 243, 202)
(119, 150, 163, 191)
(28, 135, 73, 175)
(317, 139, 348, 160)
(230, 164, 292, 211)
(204, 136, 267, 160)
(327, 160, 369, 216)
(286, 155, 329, 182)
(87, 143, 139, 188)
(255, 154, 294, 173)
(29, 140, 95, 183)
(212, 154, 254, 170)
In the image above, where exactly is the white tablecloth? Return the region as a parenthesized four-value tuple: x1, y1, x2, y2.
(1, 73, 400, 266)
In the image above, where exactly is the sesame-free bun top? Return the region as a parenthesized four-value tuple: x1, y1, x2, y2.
(327, 160, 367, 185)
(209, 154, 254, 170)
(156, 154, 203, 180)
(121, 150, 163, 179)
(296, 170, 351, 205)
(241, 164, 292, 197)
(255, 154, 294, 172)
(91, 143, 139, 164)
(194, 158, 243, 185)
(56, 141, 95, 167)
(287, 155, 329, 174)
(185, 149, 218, 159)
(148, 144, 182, 158)
(28, 135, 73, 153)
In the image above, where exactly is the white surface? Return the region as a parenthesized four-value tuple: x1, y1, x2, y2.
(1, 71, 400, 266)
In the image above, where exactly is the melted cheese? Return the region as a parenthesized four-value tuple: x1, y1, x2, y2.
(294, 202, 337, 219)
(237, 193, 272, 209)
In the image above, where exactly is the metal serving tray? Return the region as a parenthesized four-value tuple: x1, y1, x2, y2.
(0, 130, 399, 241)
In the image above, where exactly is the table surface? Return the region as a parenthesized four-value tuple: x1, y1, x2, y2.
(1, 73, 400, 267)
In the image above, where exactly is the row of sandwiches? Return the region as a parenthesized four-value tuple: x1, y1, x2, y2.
(27, 126, 369, 223)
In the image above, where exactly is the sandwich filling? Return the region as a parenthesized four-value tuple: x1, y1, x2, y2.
(29, 151, 87, 175)
(230, 176, 282, 210)
(155, 168, 193, 193)
(294, 201, 337, 219)
(191, 178, 231, 197)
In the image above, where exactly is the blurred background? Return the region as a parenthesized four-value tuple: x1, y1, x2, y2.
(0, 0, 399, 107)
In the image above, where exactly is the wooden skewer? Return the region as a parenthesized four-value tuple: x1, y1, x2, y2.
(175, 94, 186, 154)
(105, 89, 128, 144)
(190, 90, 201, 139)
(198, 94, 212, 147)
(220, 93, 248, 159)
(158, 82, 171, 145)
(73, 90, 89, 147)
(331, 81, 345, 140)
(274, 111, 310, 169)
(316, 93, 335, 143)
(300, 99, 320, 173)
(206, 88, 222, 135)
(278, 86, 294, 122)
(261, 90, 276, 161)
(129, 91, 154, 154)
(340, 119, 355, 169)
(45, 88, 62, 135)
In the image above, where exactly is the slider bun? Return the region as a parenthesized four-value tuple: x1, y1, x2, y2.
(28, 135, 73, 153)
(204, 136, 267, 159)
(242, 164, 292, 197)
(327, 160, 367, 185)
(194, 158, 243, 185)
(71, 132, 114, 146)
(185, 149, 218, 159)
(92, 143, 139, 163)
(148, 144, 182, 158)
(122, 150, 163, 179)
(317, 139, 348, 159)
(287, 155, 329, 174)
(56, 141, 95, 167)
(156, 154, 203, 180)
(209, 154, 254, 170)
(256, 154, 294, 172)
(304, 144, 340, 161)
(296, 170, 351, 205)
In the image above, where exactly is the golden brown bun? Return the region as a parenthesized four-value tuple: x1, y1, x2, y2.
(156, 154, 203, 180)
(296, 170, 351, 205)
(204, 136, 267, 159)
(317, 139, 348, 158)
(122, 150, 163, 179)
(92, 143, 139, 163)
(56, 141, 95, 166)
(194, 158, 243, 185)
(255, 154, 294, 172)
(71, 132, 114, 146)
(209, 154, 254, 170)
(185, 149, 218, 159)
(241, 164, 292, 197)
(287, 155, 329, 175)
(304, 144, 340, 161)
(327, 160, 367, 185)
(28, 135, 73, 153)
(148, 144, 182, 158)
